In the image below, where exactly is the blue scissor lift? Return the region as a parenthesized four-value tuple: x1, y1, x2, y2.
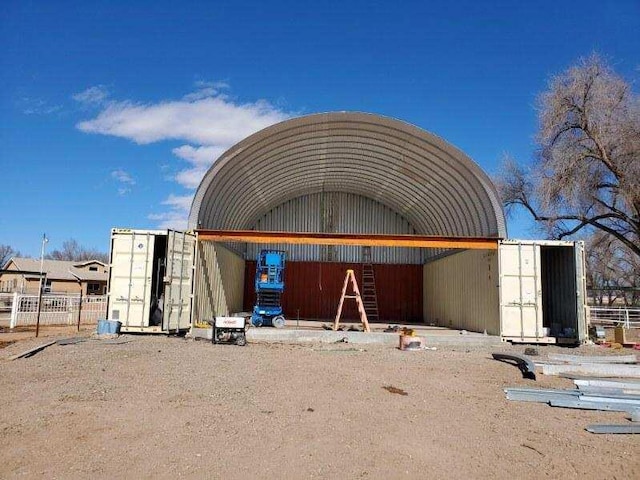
(251, 250, 286, 328)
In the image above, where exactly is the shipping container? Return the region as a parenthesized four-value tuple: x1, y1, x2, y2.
(108, 226, 587, 343)
(107, 228, 195, 333)
(423, 240, 587, 344)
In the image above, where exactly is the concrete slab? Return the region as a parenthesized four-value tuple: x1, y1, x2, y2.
(190, 326, 501, 346)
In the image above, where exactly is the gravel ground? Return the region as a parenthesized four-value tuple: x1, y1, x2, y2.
(0, 333, 638, 479)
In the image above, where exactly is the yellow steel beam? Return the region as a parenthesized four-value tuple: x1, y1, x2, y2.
(195, 230, 499, 250)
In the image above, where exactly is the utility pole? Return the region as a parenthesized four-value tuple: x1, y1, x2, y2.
(35, 234, 48, 338)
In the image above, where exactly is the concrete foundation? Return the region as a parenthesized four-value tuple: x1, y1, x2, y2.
(190, 323, 501, 346)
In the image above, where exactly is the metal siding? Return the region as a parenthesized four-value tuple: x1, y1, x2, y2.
(244, 261, 423, 322)
(216, 244, 245, 314)
(189, 112, 507, 239)
(248, 193, 321, 262)
(423, 249, 500, 335)
(193, 242, 245, 323)
(246, 192, 423, 264)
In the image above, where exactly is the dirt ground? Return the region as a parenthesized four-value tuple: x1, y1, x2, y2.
(0, 332, 638, 479)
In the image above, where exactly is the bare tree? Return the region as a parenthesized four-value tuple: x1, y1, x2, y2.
(46, 239, 109, 263)
(585, 233, 616, 305)
(0, 244, 20, 269)
(585, 231, 640, 306)
(496, 55, 640, 259)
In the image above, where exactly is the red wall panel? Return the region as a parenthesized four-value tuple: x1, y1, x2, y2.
(244, 261, 423, 323)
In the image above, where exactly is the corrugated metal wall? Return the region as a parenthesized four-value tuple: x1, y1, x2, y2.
(423, 249, 500, 335)
(243, 261, 423, 322)
(245, 192, 424, 264)
(193, 242, 245, 323)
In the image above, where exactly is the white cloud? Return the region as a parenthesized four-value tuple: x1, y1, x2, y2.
(174, 167, 210, 190)
(171, 145, 226, 189)
(172, 145, 226, 166)
(77, 96, 289, 146)
(22, 97, 62, 115)
(147, 211, 189, 230)
(182, 81, 230, 101)
(162, 193, 193, 211)
(73, 85, 109, 106)
(147, 194, 194, 229)
(77, 82, 292, 228)
(111, 169, 136, 185)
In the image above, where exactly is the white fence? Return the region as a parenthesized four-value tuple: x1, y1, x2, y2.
(589, 306, 640, 329)
(4, 293, 107, 328)
(0, 293, 14, 313)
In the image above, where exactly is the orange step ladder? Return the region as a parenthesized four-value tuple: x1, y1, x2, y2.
(333, 269, 371, 333)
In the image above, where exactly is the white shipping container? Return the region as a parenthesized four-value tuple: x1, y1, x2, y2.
(423, 239, 587, 344)
(498, 240, 586, 344)
(107, 228, 196, 333)
(108, 226, 586, 344)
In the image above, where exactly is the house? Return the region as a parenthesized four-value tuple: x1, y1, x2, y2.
(0, 258, 108, 295)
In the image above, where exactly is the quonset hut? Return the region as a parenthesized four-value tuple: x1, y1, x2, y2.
(106, 112, 586, 343)
(186, 112, 586, 343)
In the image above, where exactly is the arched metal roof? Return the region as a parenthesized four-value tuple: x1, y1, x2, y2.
(189, 112, 506, 238)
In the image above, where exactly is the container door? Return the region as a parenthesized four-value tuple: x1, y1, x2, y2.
(163, 230, 196, 331)
(499, 242, 543, 339)
(108, 232, 155, 328)
(574, 241, 587, 342)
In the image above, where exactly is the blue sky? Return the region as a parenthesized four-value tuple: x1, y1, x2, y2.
(1, 0, 639, 257)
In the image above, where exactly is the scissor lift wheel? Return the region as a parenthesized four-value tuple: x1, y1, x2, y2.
(272, 315, 285, 329)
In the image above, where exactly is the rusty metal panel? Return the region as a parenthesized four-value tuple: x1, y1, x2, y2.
(423, 249, 500, 335)
(244, 261, 423, 322)
(246, 192, 423, 264)
(193, 242, 245, 324)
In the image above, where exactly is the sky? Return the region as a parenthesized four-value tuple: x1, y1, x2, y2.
(1, 0, 639, 258)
